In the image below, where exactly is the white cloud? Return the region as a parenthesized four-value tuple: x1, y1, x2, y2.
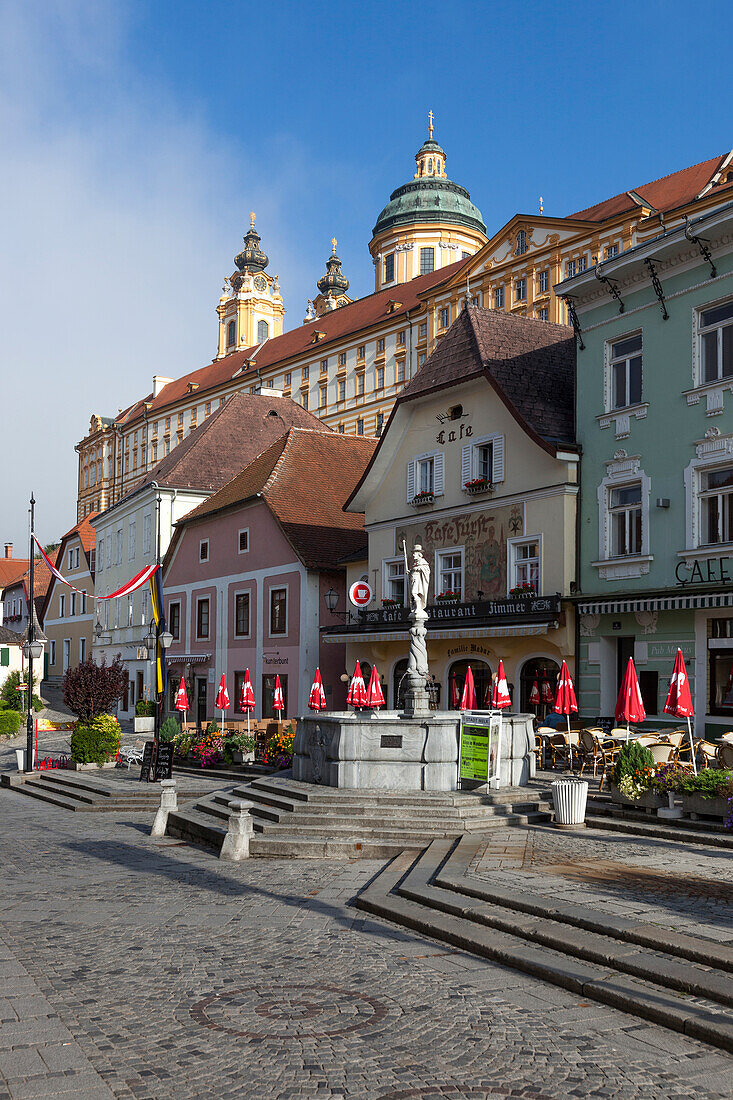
(0, 1, 312, 551)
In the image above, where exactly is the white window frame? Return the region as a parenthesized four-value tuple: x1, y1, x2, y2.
(406, 450, 444, 501)
(698, 464, 733, 547)
(514, 278, 526, 302)
(238, 528, 249, 555)
(269, 584, 288, 638)
(507, 535, 542, 595)
(233, 590, 252, 639)
(694, 294, 733, 389)
(606, 331, 643, 412)
(70, 592, 76, 616)
(594, 454, 652, 580)
(435, 546, 464, 600)
(382, 557, 406, 605)
(141, 590, 148, 626)
(199, 538, 209, 563)
(142, 513, 152, 555)
(98, 538, 104, 572)
(493, 286, 504, 309)
(128, 520, 136, 561)
(461, 434, 505, 488)
(682, 435, 733, 555)
(439, 306, 450, 329)
(79, 637, 86, 663)
(49, 639, 56, 667)
(59, 593, 65, 618)
(537, 270, 549, 294)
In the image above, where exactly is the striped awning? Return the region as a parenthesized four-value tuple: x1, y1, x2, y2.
(578, 592, 733, 615)
(322, 622, 555, 644)
(166, 653, 211, 663)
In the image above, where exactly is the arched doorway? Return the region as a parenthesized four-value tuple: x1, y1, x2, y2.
(519, 657, 560, 716)
(392, 659, 408, 711)
(447, 659, 492, 710)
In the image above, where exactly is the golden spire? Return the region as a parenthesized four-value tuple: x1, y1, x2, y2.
(539, 196, 544, 216)
(249, 211, 256, 230)
(428, 109, 434, 139)
(331, 237, 337, 255)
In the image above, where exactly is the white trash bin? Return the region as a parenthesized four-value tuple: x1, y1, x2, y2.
(551, 778, 588, 828)
(15, 748, 36, 771)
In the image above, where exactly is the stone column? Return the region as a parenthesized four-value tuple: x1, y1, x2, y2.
(219, 800, 254, 861)
(150, 778, 177, 837)
(402, 608, 431, 718)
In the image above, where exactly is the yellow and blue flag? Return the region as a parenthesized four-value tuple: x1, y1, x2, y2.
(149, 567, 167, 698)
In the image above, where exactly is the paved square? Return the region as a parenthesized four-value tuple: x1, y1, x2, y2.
(0, 790, 731, 1099)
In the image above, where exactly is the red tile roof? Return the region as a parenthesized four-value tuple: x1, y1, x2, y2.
(60, 514, 98, 555)
(122, 392, 328, 500)
(398, 305, 576, 446)
(0, 556, 30, 590)
(568, 153, 733, 222)
(174, 428, 377, 570)
(117, 261, 469, 429)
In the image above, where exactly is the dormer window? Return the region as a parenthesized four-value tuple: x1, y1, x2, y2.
(226, 320, 236, 347)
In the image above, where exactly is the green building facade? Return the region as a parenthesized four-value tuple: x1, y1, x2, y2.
(558, 201, 733, 738)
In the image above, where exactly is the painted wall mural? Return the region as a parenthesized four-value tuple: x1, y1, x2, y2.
(396, 504, 523, 599)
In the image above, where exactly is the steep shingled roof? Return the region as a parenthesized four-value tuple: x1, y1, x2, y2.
(568, 153, 733, 222)
(115, 261, 469, 429)
(174, 428, 376, 570)
(112, 393, 327, 507)
(398, 305, 576, 446)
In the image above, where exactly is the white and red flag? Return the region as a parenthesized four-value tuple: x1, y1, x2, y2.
(34, 537, 158, 600)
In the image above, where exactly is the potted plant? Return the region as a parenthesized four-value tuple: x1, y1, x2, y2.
(464, 476, 493, 495)
(649, 761, 692, 818)
(676, 768, 733, 823)
(610, 742, 664, 810)
(134, 699, 156, 734)
(223, 731, 257, 765)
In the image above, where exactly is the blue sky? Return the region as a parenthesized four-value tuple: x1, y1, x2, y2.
(1, 0, 730, 549)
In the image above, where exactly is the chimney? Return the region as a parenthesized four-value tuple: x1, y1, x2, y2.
(4, 543, 12, 559)
(152, 375, 174, 398)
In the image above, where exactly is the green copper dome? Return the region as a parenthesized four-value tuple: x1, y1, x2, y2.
(373, 177, 486, 237)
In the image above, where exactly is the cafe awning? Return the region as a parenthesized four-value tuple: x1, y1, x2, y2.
(578, 592, 733, 615)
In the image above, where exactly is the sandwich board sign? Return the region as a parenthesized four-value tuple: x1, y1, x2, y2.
(459, 711, 502, 789)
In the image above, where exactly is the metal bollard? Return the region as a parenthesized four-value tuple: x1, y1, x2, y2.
(219, 799, 254, 861)
(150, 778, 178, 837)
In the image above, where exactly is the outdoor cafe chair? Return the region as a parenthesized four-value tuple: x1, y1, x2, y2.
(644, 742, 675, 765)
(716, 741, 733, 769)
(578, 728, 619, 791)
(696, 740, 719, 768)
(119, 740, 145, 769)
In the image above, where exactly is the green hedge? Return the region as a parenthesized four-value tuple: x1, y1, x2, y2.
(70, 713, 121, 765)
(135, 700, 156, 717)
(0, 710, 23, 738)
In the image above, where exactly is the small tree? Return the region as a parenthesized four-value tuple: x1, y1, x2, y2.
(1, 670, 43, 712)
(63, 656, 126, 723)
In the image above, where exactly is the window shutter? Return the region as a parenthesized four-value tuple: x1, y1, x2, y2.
(433, 452, 445, 496)
(0, 647, 8, 667)
(461, 444, 472, 487)
(406, 460, 415, 502)
(492, 436, 505, 482)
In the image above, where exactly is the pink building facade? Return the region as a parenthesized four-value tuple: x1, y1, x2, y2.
(163, 498, 349, 723)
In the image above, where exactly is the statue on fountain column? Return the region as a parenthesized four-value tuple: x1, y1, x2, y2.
(402, 542, 431, 716)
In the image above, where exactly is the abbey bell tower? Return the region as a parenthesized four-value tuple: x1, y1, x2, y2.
(216, 214, 285, 359)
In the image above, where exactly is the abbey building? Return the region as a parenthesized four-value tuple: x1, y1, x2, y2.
(75, 121, 733, 522)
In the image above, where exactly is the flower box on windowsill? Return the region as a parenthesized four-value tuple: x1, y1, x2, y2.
(463, 479, 494, 496)
(381, 599, 400, 607)
(509, 584, 536, 597)
(411, 492, 434, 507)
(435, 593, 460, 603)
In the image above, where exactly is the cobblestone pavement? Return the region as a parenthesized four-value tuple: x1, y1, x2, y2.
(469, 825, 733, 944)
(0, 797, 731, 1100)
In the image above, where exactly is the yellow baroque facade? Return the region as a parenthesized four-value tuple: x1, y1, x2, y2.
(75, 123, 733, 521)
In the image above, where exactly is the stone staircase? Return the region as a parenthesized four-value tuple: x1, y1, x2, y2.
(1, 770, 216, 813)
(165, 774, 552, 858)
(355, 835, 733, 1053)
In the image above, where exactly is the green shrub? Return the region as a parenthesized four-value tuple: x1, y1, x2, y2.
(0, 710, 23, 738)
(1, 671, 43, 712)
(135, 700, 156, 717)
(205, 720, 219, 734)
(611, 740, 655, 788)
(159, 717, 180, 742)
(676, 768, 733, 800)
(70, 713, 121, 765)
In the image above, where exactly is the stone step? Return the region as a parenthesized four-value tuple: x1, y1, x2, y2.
(355, 843, 733, 1053)
(585, 812, 733, 849)
(10, 782, 99, 812)
(173, 763, 269, 783)
(167, 806, 228, 851)
(34, 772, 118, 798)
(250, 834, 414, 859)
(248, 776, 547, 808)
(32, 774, 163, 806)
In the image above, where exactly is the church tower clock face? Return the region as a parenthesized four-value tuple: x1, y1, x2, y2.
(254, 275, 267, 292)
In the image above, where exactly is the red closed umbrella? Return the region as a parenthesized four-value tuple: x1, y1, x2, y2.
(450, 675, 460, 709)
(615, 657, 646, 739)
(238, 669, 255, 734)
(528, 679, 541, 707)
(174, 676, 189, 731)
(365, 665, 386, 710)
(491, 660, 511, 710)
(273, 674, 285, 713)
(553, 661, 578, 766)
(347, 661, 368, 708)
(540, 676, 553, 706)
(308, 668, 327, 711)
(663, 648, 696, 773)
(459, 665, 477, 710)
(215, 674, 230, 731)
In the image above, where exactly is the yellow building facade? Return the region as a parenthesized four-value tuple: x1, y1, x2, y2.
(75, 125, 733, 521)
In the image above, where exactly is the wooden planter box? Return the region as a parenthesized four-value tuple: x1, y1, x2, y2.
(680, 792, 730, 820)
(610, 784, 665, 811)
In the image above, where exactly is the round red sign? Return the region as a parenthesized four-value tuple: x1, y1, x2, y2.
(348, 580, 373, 608)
